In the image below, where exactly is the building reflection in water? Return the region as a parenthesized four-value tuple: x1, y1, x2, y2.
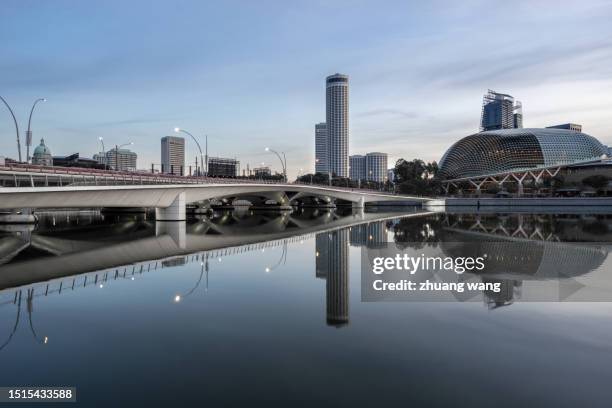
(315, 220, 389, 327)
(390, 213, 611, 308)
(0, 209, 408, 343)
(349, 221, 388, 249)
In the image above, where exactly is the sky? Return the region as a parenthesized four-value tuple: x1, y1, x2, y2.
(1, 0, 612, 179)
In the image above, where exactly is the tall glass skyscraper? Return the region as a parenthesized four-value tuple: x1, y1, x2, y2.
(326, 73, 349, 177)
(480, 90, 523, 131)
(315, 122, 328, 173)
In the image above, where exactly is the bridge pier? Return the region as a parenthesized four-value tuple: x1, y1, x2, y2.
(155, 192, 186, 221)
(352, 197, 365, 209)
(0, 209, 37, 224)
(155, 221, 186, 249)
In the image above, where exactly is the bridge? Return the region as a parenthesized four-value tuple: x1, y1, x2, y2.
(0, 210, 430, 291)
(0, 176, 427, 221)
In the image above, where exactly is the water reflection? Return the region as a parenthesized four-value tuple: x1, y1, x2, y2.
(0, 208, 417, 351)
(2, 209, 612, 406)
(389, 213, 612, 306)
(316, 229, 350, 327)
(2, 209, 612, 355)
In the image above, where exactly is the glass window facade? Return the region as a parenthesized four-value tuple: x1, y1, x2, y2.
(438, 128, 608, 180)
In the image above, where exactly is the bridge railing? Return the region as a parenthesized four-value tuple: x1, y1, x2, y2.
(0, 163, 433, 197)
(0, 163, 290, 187)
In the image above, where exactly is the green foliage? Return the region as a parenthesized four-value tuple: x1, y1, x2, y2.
(582, 175, 609, 190)
(393, 158, 440, 196)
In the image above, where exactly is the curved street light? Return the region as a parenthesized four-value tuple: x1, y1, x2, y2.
(26, 98, 46, 163)
(0, 95, 22, 162)
(98, 137, 106, 169)
(175, 128, 205, 176)
(265, 147, 287, 182)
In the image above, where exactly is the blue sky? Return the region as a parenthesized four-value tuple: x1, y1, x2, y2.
(1, 0, 612, 178)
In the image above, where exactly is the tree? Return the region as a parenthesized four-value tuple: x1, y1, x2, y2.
(393, 158, 440, 196)
(582, 175, 609, 191)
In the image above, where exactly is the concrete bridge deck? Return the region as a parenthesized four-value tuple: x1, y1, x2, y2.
(0, 183, 427, 220)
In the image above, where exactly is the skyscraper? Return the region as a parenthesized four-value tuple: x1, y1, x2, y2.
(315, 122, 328, 173)
(326, 73, 349, 177)
(349, 155, 366, 181)
(161, 136, 185, 176)
(480, 90, 523, 131)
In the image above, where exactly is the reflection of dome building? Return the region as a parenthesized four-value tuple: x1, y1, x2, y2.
(440, 232, 608, 280)
(32, 138, 53, 166)
(438, 128, 607, 180)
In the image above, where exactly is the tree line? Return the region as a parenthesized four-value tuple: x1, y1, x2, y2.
(295, 158, 441, 196)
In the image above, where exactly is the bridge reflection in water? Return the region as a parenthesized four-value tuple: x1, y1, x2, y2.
(0, 208, 421, 349)
(2, 209, 611, 352)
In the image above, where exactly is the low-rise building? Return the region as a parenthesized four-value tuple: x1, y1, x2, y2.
(208, 157, 239, 177)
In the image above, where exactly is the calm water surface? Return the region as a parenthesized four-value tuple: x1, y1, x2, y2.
(1, 208, 612, 407)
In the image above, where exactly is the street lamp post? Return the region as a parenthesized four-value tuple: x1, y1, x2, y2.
(114, 142, 133, 171)
(0, 95, 22, 162)
(265, 147, 287, 182)
(98, 137, 106, 169)
(175, 128, 204, 176)
(26, 98, 46, 163)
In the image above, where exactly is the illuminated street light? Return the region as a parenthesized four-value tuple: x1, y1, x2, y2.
(265, 147, 287, 182)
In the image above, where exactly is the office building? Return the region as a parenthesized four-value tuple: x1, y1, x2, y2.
(161, 136, 186, 176)
(349, 152, 389, 182)
(105, 148, 137, 171)
(547, 123, 582, 132)
(480, 90, 523, 131)
(253, 166, 271, 177)
(315, 122, 328, 173)
(366, 152, 388, 182)
(208, 157, 239, 177)
(326, 73, 349, 177)
(349, 155, 366, 181)
(93, 152, 107, 168)
(387, 169, 395, 183)
(513, 101, 523, 129)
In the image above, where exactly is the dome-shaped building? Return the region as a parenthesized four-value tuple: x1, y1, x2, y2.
(438, 128, 608, 180)
(32, 138, 53, 166)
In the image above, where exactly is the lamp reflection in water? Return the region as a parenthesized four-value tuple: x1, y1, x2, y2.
(264, 242, 287, 273)
(1, 289, 48, 352)
(174, 255, 209, 303)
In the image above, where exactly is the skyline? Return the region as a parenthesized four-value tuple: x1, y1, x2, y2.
(1, 0, 612, 179)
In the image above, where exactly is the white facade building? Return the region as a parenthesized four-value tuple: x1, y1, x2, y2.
(106, 149, 137, 171)
(326, 73, 349, 177)
(366, 152, 388, 183)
